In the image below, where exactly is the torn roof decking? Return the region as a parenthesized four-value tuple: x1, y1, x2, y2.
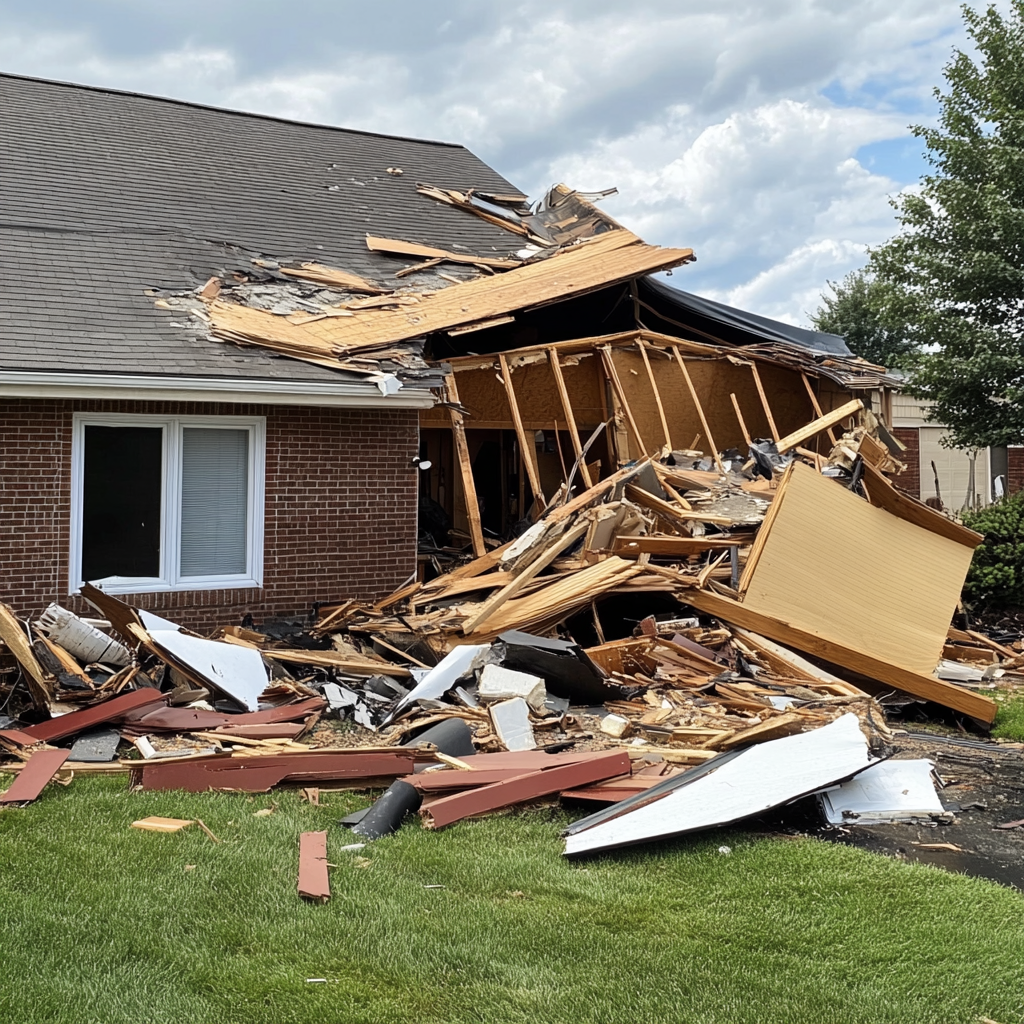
(0, 73, 529, 383)
(206, 231, 696, 366)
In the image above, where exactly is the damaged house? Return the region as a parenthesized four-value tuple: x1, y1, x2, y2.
(2, 72, 896, 633)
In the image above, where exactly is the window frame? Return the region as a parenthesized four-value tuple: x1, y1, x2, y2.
(69, 412, 266, 594)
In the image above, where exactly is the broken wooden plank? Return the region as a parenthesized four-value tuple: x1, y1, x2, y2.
(612, 536, 742, 556)
(445, 372, 486, 558)
(776, 398, 864, 454)
(749, 363, 779, 441)
(279, 262, 384, 294)
(19, 687, 165, 744)
(546, 347, 593, 488)
(366, 234, 521, 270)
(600, 346, 650, 458)
(672, 347, 725, 473)
(298, 831, 331, 902)
(0, 748, 70, 804)
(638, 343, 673, 449)
(0, 601, 53, 707)
(421, 749, 631, 829)
(801, 373, 838, 445)
(499, 353, 545, 511)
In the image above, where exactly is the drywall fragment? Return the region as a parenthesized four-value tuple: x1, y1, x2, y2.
(819, 759, 950, 825)
(477, 664, 546, 710)
(600, 714, 632, 739)
(489, 697, 536, 751)
(37, 604, 131, 666)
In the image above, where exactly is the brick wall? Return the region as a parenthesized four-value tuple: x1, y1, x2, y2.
(892, 427, 921, 499)
(1008, 448, 1024, 496)
(0, 398, 419, 631)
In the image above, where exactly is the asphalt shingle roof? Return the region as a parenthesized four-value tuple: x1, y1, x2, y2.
(0, 73, 524, 380)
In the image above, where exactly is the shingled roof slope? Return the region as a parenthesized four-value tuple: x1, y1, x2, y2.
(0, 74, 524, 380)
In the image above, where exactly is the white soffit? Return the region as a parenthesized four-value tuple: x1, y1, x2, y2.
(564, 713, 877, 857)
(819, 759, 945, 825)
(147, 629, 269, 712)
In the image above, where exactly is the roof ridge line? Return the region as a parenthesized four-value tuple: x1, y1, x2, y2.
(0, 70, 470, 150)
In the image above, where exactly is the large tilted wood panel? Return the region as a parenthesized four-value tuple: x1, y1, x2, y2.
(741, 461, 977, 676)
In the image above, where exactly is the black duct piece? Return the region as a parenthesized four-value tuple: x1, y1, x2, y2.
(492, 629, 624, 703)
(747, 439, 791, 481)
(349, 718, 475, 840)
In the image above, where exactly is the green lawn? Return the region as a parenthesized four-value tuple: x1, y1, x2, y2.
(0, 775, 1022, 1024)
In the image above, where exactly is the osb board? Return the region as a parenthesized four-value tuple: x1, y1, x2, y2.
(209, 232, 694, 358)
(420, 353, 605, 431)
(741, 461, 974, 676)
(609, 349, 816, 458)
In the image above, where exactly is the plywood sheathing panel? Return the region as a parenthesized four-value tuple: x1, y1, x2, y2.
(208, 232, 695, 365)
(741, 461, 977, 677)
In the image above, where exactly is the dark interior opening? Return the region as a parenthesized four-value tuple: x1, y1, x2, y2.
(82, 425, 163, 581)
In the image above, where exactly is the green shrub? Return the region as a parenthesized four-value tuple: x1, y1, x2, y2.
(962, 491, 1024, 607)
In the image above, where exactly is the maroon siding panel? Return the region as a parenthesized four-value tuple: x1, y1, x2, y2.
(0, 398, 419, 630)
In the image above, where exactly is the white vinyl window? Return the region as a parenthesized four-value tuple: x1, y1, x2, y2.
(70, 413, 265, 594)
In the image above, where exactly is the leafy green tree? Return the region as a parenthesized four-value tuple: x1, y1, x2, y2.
(962, 490, 1024, 607)
(810, 270, 919, 369)
(868, 1, 1024, 449)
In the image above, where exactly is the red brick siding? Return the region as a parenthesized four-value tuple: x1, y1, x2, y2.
(1008, 448, 1024, 496)
(892, 427, 921, 499)
(0, 399, 419, 631)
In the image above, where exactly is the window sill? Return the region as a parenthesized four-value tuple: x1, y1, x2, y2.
(75, 577, 263, 596)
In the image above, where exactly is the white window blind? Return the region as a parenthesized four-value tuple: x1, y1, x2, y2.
(180, 427, 249, 577)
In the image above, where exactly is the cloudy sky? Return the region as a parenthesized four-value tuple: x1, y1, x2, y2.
(0, 1, 973, 326)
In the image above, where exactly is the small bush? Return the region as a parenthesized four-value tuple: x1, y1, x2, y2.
(962, 491, 1024, 608)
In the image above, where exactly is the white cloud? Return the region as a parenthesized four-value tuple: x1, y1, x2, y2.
(0, 0, 971, 324)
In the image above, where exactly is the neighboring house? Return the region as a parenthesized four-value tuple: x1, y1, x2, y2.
(891, 393, 1024, 509)
(1, 74, 897, 631)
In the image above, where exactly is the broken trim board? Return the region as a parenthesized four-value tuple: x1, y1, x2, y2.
(819, 759, 949, 824)
(564, 713, 876, 856)
(421, 749, 631, 829)
(147, 630, 269, 712)
(0, 748, 70, 804)
(298, 831, 331, 902)
(20, 687, 165, 744)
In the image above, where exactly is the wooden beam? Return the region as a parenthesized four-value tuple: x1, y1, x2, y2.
(546, 348, 593, 488)
(801, 373, 837, 445)
(0, 602, 52, 708)
(749, 363, 779, 441)
(637, 342, 673, 449)
(612, 536, 743, 556)
(599, 346, 649, 458)
(682, 588, 997, 723)
(462, 520, 590, 634)
(730, 393, 752, 447)
(499, 354, 545, 513)
(671, 347, 725, 474)
(776, 398, 864, 454)
(444, 373, 485, 558)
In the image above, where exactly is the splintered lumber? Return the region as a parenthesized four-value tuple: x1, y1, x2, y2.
(749, 363, 779, 441)
(672, 348, 725, 474)
(461, 520, 590, 634)
(775, 398, 864, 454)
(684, 589, 997, 723)
(547, 347, 593, 487)
(445, 372, 486, 558)
(0, 748, 70, 804)
(499, 354, 545, 510)
(638, 343, 673, 449)
(612, 536, 742, 556)
(420, 749, 631, 829)
(366, 234, 520, 270)
(717, 711, 805, 749)
(279, 263, 384, 294)
(739, 461, 977, 678)
(801, 374, 838, 445)
(18, 687, 165, 744)
(600, 346, 649, 457)
(298, 831, 331, 902)
(131, 816, 195, 833)
(260, 650, 412, 676)
(0, 601, 53, 707)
